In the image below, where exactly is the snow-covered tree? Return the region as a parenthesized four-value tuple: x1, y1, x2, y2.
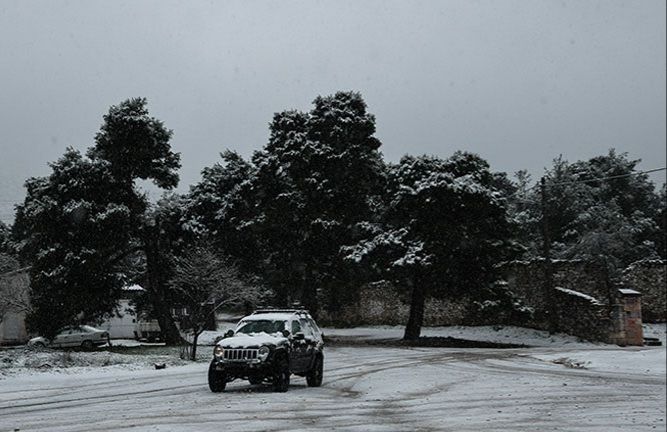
(137, 194, 194, 345)
(345, 152, 513, 340)
(0, 221, 11, 254)
(13, 98, 182, 340)
(185, 150, 260, 273)
(248, 91, 385, 314)
(13, 149, 136, 337)
(88, 98, 180, 190)
(656, 184, 667, 259)
(513, 150, 663, 278)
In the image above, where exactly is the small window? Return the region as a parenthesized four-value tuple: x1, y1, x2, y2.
(299, 319, 314, 339)
(291, 320, 302, 334)
(307, 318, 321, 337)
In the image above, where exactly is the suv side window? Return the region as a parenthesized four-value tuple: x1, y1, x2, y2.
(307, 318, 322, 338)
(299, 319, 314, 339)
(291, 320, 302, 335)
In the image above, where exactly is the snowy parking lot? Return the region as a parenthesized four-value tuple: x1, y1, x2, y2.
(1, 326, 665, 432)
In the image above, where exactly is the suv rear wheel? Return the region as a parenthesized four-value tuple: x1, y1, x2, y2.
(306, 355, 323, 387)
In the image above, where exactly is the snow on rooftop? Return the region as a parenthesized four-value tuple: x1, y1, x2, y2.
(122, 284, 144, 292)
(241, 313, 297, 321)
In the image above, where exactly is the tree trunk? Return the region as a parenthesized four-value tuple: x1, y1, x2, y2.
(144, 279, 183, 345)
(301, 266, 319, 317)
(403, 278, 425, 341)
(143, 227, 183, 346)
(190, 332, 199, 361)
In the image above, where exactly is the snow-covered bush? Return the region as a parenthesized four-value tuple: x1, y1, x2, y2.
(467, 282, 534, 326)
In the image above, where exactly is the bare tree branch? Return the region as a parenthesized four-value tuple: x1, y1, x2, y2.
(0, 270, 32, 324)
(168, 244, 270, 360)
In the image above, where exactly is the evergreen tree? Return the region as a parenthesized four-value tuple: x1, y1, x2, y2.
(14, 98, 182, 341)
(249, 92, 385, 314)
(0, 221, 10, 254)
(185, 150, 260, 273)
(345, 152, 513, 339)
(13, 149, 135, 337)
(515, 150, 662, 277)
(656, 184, 667, 259)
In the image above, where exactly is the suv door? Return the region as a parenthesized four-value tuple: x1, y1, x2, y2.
(299, 318, 319, 369)
(289, 319, 309, 373)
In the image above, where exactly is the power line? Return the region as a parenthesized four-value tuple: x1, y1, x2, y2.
(503, 167, 665, 202)
(548, 167, 666, 187)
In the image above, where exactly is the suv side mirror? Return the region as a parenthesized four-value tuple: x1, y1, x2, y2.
(293, 332, 305, 341)
(224, 330, 234, 338)
(282, 329, 291, 338)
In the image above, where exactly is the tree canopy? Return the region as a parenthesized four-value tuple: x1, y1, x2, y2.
(344, 152, 515, 339)
(13, 98, 181, 339)
(507, 150, 664, 278)
(10, 92, 665, 344)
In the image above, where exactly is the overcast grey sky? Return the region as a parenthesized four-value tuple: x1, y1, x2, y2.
(1, 0, 665, 224)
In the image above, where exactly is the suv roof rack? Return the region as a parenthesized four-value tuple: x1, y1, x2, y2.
(252, 308, 310, 315)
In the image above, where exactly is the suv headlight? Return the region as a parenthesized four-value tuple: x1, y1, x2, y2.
(214, 346, 224, 358)
(258, 346, 270, 361)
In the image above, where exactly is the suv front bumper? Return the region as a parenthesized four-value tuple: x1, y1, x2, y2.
(211, 357, 276, 376)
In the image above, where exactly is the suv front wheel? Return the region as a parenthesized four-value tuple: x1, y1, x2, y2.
(273, 356, 290, 392)
(208, 361, 227, 392)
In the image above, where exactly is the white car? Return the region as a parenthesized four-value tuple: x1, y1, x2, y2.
(28, 325, 110, 349)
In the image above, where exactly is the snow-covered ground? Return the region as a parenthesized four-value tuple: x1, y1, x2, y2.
(322, 324, 602, 348)
(0, 324, 664, 431)
(0, 346, 193, 378)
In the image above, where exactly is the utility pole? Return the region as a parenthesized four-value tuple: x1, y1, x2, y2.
(540, 177, 557, 334)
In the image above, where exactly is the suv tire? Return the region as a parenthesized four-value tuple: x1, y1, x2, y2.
(248, 376, 263, 385)
(306, 355, 323, 387)
(208, 361, 227, 392)
(272, 357, 290, 392)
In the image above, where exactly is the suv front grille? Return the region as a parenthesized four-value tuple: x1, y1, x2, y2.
(223, 348, 259, 361)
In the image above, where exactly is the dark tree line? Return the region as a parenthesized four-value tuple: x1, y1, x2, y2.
(4, 93, 665, 342)
(505, 151, 665, 278)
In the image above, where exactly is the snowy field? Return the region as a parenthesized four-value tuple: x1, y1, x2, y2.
(0, 325, 665, 432)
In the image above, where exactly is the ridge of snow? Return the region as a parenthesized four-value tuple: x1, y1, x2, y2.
(555, 287, 603, 305)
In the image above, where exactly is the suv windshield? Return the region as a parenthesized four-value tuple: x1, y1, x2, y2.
(236, 320, 286, 334)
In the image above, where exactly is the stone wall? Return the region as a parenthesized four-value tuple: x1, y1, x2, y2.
(621, 260, 666, 322)
(318, 259, 664, 343)
(552, 287, 610, 342)
(318, 282, 469, 327)
(498, 260, 612, 310)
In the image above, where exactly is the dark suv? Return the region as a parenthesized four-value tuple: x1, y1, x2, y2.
(208, 309, 324, 392)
